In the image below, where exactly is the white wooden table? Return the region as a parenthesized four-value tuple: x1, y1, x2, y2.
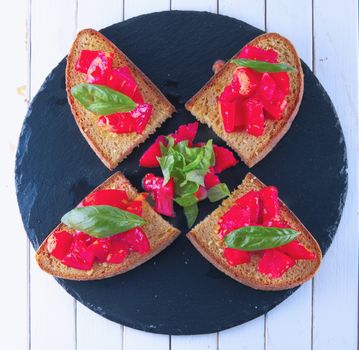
(2, 0, 358, 349)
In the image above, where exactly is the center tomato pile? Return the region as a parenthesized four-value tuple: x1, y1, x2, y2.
(75, 50, 152, 134)
(47, 190, 150, 270)
(219, 45, 290, 136)
(219, 187, 316, 278)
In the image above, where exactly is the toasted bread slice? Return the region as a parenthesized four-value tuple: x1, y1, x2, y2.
(36, 172, 180, 280)
(185, 33, 304, 168)
(187, 173, 321, 291)
(66, 29, 175, 170)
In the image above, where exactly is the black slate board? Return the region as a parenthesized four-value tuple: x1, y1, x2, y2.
(15, 11, 347, 335)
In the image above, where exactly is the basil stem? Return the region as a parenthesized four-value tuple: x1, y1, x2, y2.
(231, 58, 295, 72)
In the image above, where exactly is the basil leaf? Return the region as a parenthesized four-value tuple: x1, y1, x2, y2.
(185, 169, 206, 187)
(207, 183, 230, 202)
(175, 181, 199, 196)
(174, 193, 198, 207)
(157, 154, 174, 185)
(71, 83, 137, 115)
(231, 59, 295, 73)
(224, 226, 299, 251)
(61, 205, 145, 238)
(184, 203, 199, 228)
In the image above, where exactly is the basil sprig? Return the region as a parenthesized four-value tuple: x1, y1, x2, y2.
(71, 83, 137, 115)
(207, 183, 230, 202)
(224, 226, 299, 251)
(61, 205, 146, 238)
(230, 58, 294, 73)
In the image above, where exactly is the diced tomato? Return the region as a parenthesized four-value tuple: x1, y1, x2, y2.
(132, 103, 153, 134)
(154, 178, 175, 217)
(235, 190, 260, 224)
(258, 249, 295, 278)
(62, 239, 95, 270)
(256, 73, 277, 101)
(194, 186, 208, 201)
(224, 247, 251, 266)
(217, 205, 251, 238)
(47, 231, 73, 260)
(76, 50, 103, 73)
(173, 122, 199, 146)
(278, 240, 316, 260)
(73, 231, 96, 246)
(262, 88, 288, 120)
(262, 218, 290, 228)
(219, 84, 239, 102)
(87, 239, 111, 262)
(143, 173, 164, 193)
(98, 113, 136, 133)
(81, 189, 129, 209)
(271, 72, 290, 95)
(126, 194, 147, 216)
(243, 99, 265, 136)
(106, 241, 129, 264)
(238, 45, 278, 63)
(139, 135, 167, 168)
(232, 67, 261, 97)
(106, 66, 144, 103)
(213, 145, 238, 173)
(86, 52, 114, 84)
(218, 98, 242, 132)
(259, 186, 280, 222)
(117, 228, 150, 254)
(204, 167, 220, 189)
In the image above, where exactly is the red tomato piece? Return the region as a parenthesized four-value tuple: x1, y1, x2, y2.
(243, 99, 265, 136)
(256, 73, 277, 101)
(218, 98, 241, 132)
(106, 67, 144, 104)
(262, 218, 290, 228)
(173, 122, 199, 146)
(139, 135, 167, 168)
(278, 240, 316, 260)
(75, 50, 103, 73)
(73, 231, 96, 246)
(232, 67, 261, 97)
(81, 189, 129, 209)
(62, 239, 95, 270)
(213, 145, 238, 173)
(47, 230, 73, 260)
(154, 178, 175, 217)
(132, 103, 153, 134)
(219, 84, 239, 102)
(143, 173, 164, 193)
(194, 186, 208, 201)
(106, 241, 129, 264)
(258, 249, 295, 278)
(235, 190, 260, 224)
(262, 88, 288, 120)
(118, 228, 150, 254)
(204, 167, 220, 189)
(87, 239, 111, 262)
(217, 205, 251, 238)
(86, 51, 114, 84)
(259, 186, 280, 222)
(224, 247, 251, 266)
(238, 45, 278, 63)
(125, 194, 147, 216)
(271, 72, 290, 95)
(98, 113, 136, 133)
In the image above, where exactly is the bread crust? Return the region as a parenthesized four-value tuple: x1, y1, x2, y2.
(185, 33, 304, 168)
(66, 29, 176, 170)
(187, 173, 322, 291)
(36, 172, 180, 280)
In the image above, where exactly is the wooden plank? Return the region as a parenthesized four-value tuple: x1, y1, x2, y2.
(312, 0, 359, 349)
(217, 2, 266, 349)
(29, 1, 77, 350)
(122, 2, 170, 349)
(0, 0, 30, 349)
(76, 2, 124, 350)
(265, 2, 313, 350)
(171, 0, 217, 12)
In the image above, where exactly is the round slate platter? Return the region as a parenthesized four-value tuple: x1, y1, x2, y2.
(16, 11, 347, 335)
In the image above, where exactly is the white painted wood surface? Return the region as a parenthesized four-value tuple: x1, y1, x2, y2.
(1, 0, 358, 349)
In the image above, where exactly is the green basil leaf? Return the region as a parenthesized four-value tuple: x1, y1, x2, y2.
(184, 203, 199, 228)
(224, 226, 299, 251)
(157, 154, 175, 185)
(231, 59, 295, 73)
(174, 193, 198, 207)
(61, 205, 145, 238)
(185, 169, 206, 187)
(175, 181, 199, 196)
(207, 183, 230, 202)
(71, 83, 137, 115)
